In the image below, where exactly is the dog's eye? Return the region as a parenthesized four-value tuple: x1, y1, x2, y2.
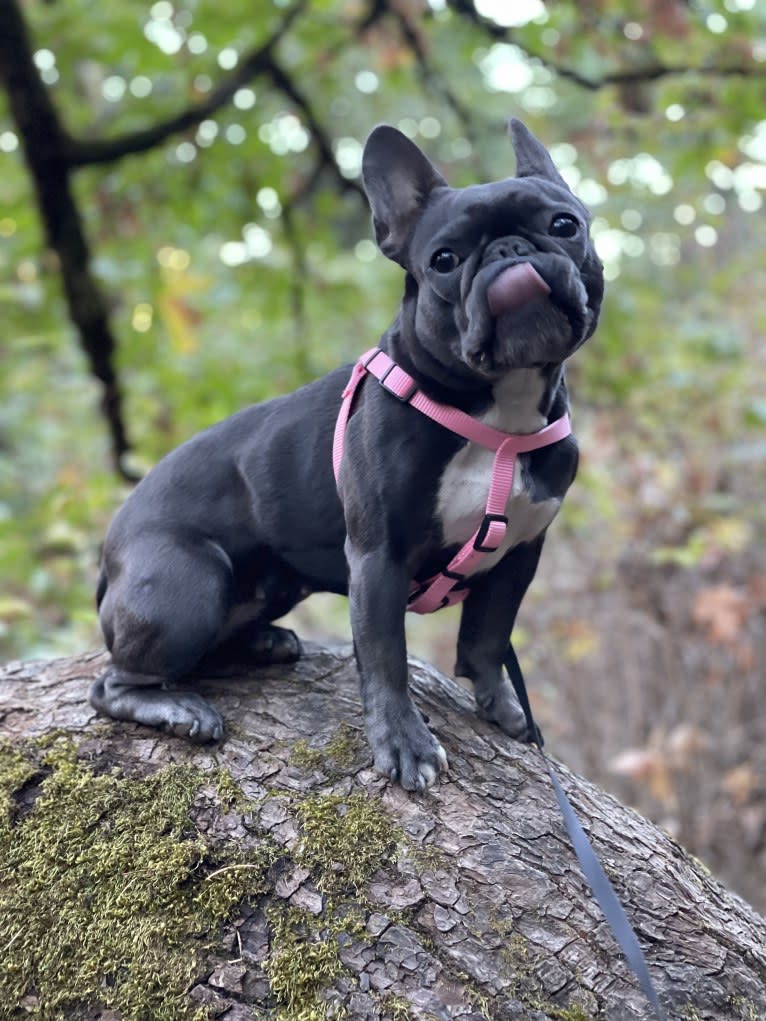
(430, 249, 461, 273)
(549, 214, 579, 238)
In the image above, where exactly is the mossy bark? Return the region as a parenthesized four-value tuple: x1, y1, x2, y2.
(0, 646, 764, 1021)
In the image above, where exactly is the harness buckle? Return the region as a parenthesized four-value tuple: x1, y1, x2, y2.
(407, 575, 467, 612)
(380, 364, 418, 402)
(473, 513, 508, 553)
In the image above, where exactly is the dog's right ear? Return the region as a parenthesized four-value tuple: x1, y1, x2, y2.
(362, 125, 447, 266)
(509, 118, 570, 190)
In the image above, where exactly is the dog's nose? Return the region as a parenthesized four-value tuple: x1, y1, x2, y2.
(486, 236, 535, 261)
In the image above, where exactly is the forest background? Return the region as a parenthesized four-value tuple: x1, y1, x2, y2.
(1, 0, 765, 911)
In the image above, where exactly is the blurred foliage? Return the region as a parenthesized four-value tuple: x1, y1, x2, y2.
(0, 0, 764, 659)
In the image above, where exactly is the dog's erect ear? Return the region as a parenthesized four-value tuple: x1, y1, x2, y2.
(362, 125, 447, 265)
(509, 118, 570, 190)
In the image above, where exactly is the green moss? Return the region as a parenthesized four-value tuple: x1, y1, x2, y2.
(265, 905, 362, 1021)
(214, 764, 248, 809)
(380, 992, 415, 1020)
(725, 997, 760, 1021)
(406, 840, 450, 875)
(550, 1006, 592, 1021)
(294, 790, 402, 895)
(0, 739, 39, 820)
(0, 740, 276, 1020)
(323, 723, 366, 770)
(260, 784, 400, 1017)
(262, 784, 398, 1019)
(500, 931, 530, 975)
(680, 1008, 702, 1021)
(463, 980, 493, 1019)
(290, 739, 325, 771)
(497, 929, 596, 1020)
(291, 722, 366, 775)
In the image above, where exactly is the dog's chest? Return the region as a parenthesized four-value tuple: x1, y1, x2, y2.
(434, 371, 561, 572)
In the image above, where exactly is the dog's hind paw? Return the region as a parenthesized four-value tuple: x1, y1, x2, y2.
(90, 672, 224, 742)
(161, 693, 224, 742)
(250, 624, 302, 664)
(474, 678, 528, 740)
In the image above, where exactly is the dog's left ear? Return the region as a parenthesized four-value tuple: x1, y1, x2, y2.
(362, 125, 447, 266)
(510, 118, 570, 191)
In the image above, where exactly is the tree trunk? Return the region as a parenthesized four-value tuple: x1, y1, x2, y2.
(0, 0, 137, 480)
(0, 646, 764, 1021)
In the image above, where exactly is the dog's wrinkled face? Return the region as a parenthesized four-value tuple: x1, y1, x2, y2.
(362, 119, 604, 381)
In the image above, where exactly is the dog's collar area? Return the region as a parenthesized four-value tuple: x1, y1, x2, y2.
(333, 347, 572, 613)
(359, 347, 570, 451)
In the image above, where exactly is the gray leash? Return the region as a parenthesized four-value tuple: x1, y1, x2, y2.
(503, 643, 668, 1020)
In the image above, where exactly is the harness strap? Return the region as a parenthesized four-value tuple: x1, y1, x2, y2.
(332, 348, 571, 613)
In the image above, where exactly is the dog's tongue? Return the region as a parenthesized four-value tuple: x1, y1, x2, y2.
(486, 263, 550, 317)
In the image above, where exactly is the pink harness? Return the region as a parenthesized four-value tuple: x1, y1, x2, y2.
(332, 347, 572, 614)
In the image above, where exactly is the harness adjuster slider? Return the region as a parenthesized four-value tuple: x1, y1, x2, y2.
(442, 567, 466, 581)
(473, 513, 508, 553)
(407, 581, 429, 605)
(380, 364, 418, 403)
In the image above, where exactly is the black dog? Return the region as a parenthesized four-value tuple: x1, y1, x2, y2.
(92, 119, 603, 791)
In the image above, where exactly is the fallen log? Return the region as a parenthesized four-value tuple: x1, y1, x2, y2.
(0, 646, 764, 1020)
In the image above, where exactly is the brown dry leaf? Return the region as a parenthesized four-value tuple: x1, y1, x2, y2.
(741, 806, 766, 846)
(747, 572, 766, 609)
(723, 765, 758, 806)
(704, 667, 724, 688)
(666, 724, 710, 770)
(736, 641, 756, 673)
(610, 747, 658, 780)
(692, 584, 750, 645)
(645, 761, 675, 806)
(647, 0, 691, 38)
(558, 617, 600, 663)
(609, 747, 674, 806)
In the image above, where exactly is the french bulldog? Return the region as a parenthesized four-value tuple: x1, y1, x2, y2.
(91, 119, 604, 791)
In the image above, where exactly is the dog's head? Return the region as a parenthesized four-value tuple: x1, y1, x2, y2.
(362, 119, 604, 381)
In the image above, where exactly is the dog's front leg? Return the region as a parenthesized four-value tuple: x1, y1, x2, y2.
(456, 536, 545, 741)
(346, 544, 448, 792)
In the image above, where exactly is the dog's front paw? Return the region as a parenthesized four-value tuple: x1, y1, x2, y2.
(366, 700, 448, 793)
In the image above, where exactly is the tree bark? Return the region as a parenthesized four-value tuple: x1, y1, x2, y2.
(1, 646, 764, 1021)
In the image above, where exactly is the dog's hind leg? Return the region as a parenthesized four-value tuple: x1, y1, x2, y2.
(90, 665, 225, 740)
(91, 535, 233, 741)
(199, 563, 312, 675)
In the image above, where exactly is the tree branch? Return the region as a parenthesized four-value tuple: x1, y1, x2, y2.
(63, 0, 365, 207)
(446, 0, 766, 90)
(2, 646, 766, 1019)
(280, 203, 312, 380)
(521, 53, 766, 92)
(266, 60, 366, 203)
(63, 0, 307, 168)
(386, 0, 492, 180)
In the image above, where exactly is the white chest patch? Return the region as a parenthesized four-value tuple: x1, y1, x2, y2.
(435, 369, 562, 574)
